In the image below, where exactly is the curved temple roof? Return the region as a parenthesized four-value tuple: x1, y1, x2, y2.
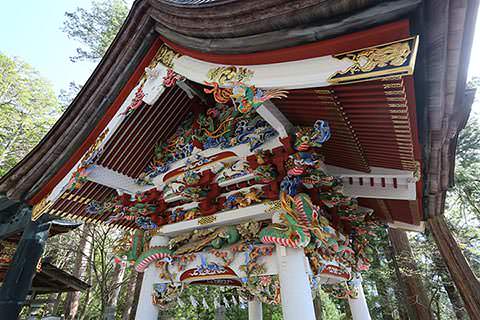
(0, 0, 477, 231)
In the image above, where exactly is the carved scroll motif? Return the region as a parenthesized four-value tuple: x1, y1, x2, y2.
(328, 37, 418, 84)
(156, 44, 182, 69)
(207, 66, 254, 86)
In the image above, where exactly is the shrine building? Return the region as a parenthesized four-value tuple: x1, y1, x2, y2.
(0, 0, 479, 319)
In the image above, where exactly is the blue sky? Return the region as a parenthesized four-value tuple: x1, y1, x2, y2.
(0, 1, 479, 95)
(0, 0, 115, 93)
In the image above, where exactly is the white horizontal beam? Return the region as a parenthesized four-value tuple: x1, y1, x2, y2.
(87, 165, 149, 195)
(158, 203, 276, 236)
(388, 221, 425, 233)
(326, 165, 417, 200)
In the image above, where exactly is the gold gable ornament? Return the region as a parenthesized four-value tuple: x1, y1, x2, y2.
(328, 36, 419, 85)
(31, 197, 53, 221)
(155, 44, 182, 69)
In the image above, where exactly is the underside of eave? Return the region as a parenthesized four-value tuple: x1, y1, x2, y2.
(0, 0, 421, 205)
(0, 0, 474, 226)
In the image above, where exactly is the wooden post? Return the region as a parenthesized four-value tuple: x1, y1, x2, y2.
(428, 215, 480, 319)
(0, 208, 50, 318)
(388, 228, 432, 320)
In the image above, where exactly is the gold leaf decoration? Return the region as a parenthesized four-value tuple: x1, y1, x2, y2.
(207, 66, 254, 86)
(32, 196, 53, 221)
(155, 44, 182, 69)
(328, 37, 418, 84)
(197, 215, 217, 225)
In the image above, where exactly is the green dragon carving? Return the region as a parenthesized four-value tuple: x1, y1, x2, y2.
(260, 192, 332, 248)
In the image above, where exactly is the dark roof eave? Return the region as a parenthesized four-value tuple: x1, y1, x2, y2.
(0, 0, 156, 202)
(421, 0, 479, 218)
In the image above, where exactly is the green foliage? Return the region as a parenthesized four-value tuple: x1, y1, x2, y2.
(58, 81, 82, 111)
(406, 114, 480, 319)
(0, 52, 61, 176)
(446, 114, 480, 274)
(62, 0, 129, 62)
(318, 289, 347, 319)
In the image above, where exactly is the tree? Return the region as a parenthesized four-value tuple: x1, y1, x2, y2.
(0, 53, 61, 176)
(63, 224, 93, 320)
(389, 229, 432, 320)
(407, 114, 480, 320)
(62, 0, 129, 62)
(58, 81, 82, 111)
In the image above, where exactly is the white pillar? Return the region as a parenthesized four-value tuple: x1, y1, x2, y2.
(248, 298, 263, 320)
(348, 277, 371, 320)
(276, 246, 316, 320)
(135, 235, 169, 320)
(215, 305, 226, 320)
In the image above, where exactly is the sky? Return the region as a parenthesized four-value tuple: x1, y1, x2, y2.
(0, 1, 479, 95)
(0, 0, 105, 93)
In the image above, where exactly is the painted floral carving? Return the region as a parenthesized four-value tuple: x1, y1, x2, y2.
(251, 150, 278, 183)
(152, 283, 184, 310)
(223, 188, 264, 210)
(215, 160, 250, 183)
(259, 120, 379, 276)
(140, 103, 277, 183)
(205, 65, 287, 113)
(162, 68, 184, 87)
(241, 275, 281, 305)
(104, 189, 167, 229)
(123, 86, 145, 116)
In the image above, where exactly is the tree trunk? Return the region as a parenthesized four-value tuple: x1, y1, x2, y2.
(428, 215, 480, 319)
(64, 224, 93, 320)
(313, 294, 322, 320)
(121, 271, 138, 320)
(385, 243, 410, 320)
(129, 272, 144, 320)
(78, 243, 94, 320)
(388, 228, 432, 320)
(104, 261, 126, 320)
(431, 251, 467, 320)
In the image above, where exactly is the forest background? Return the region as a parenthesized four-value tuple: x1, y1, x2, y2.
(0, 1, 479, 319)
